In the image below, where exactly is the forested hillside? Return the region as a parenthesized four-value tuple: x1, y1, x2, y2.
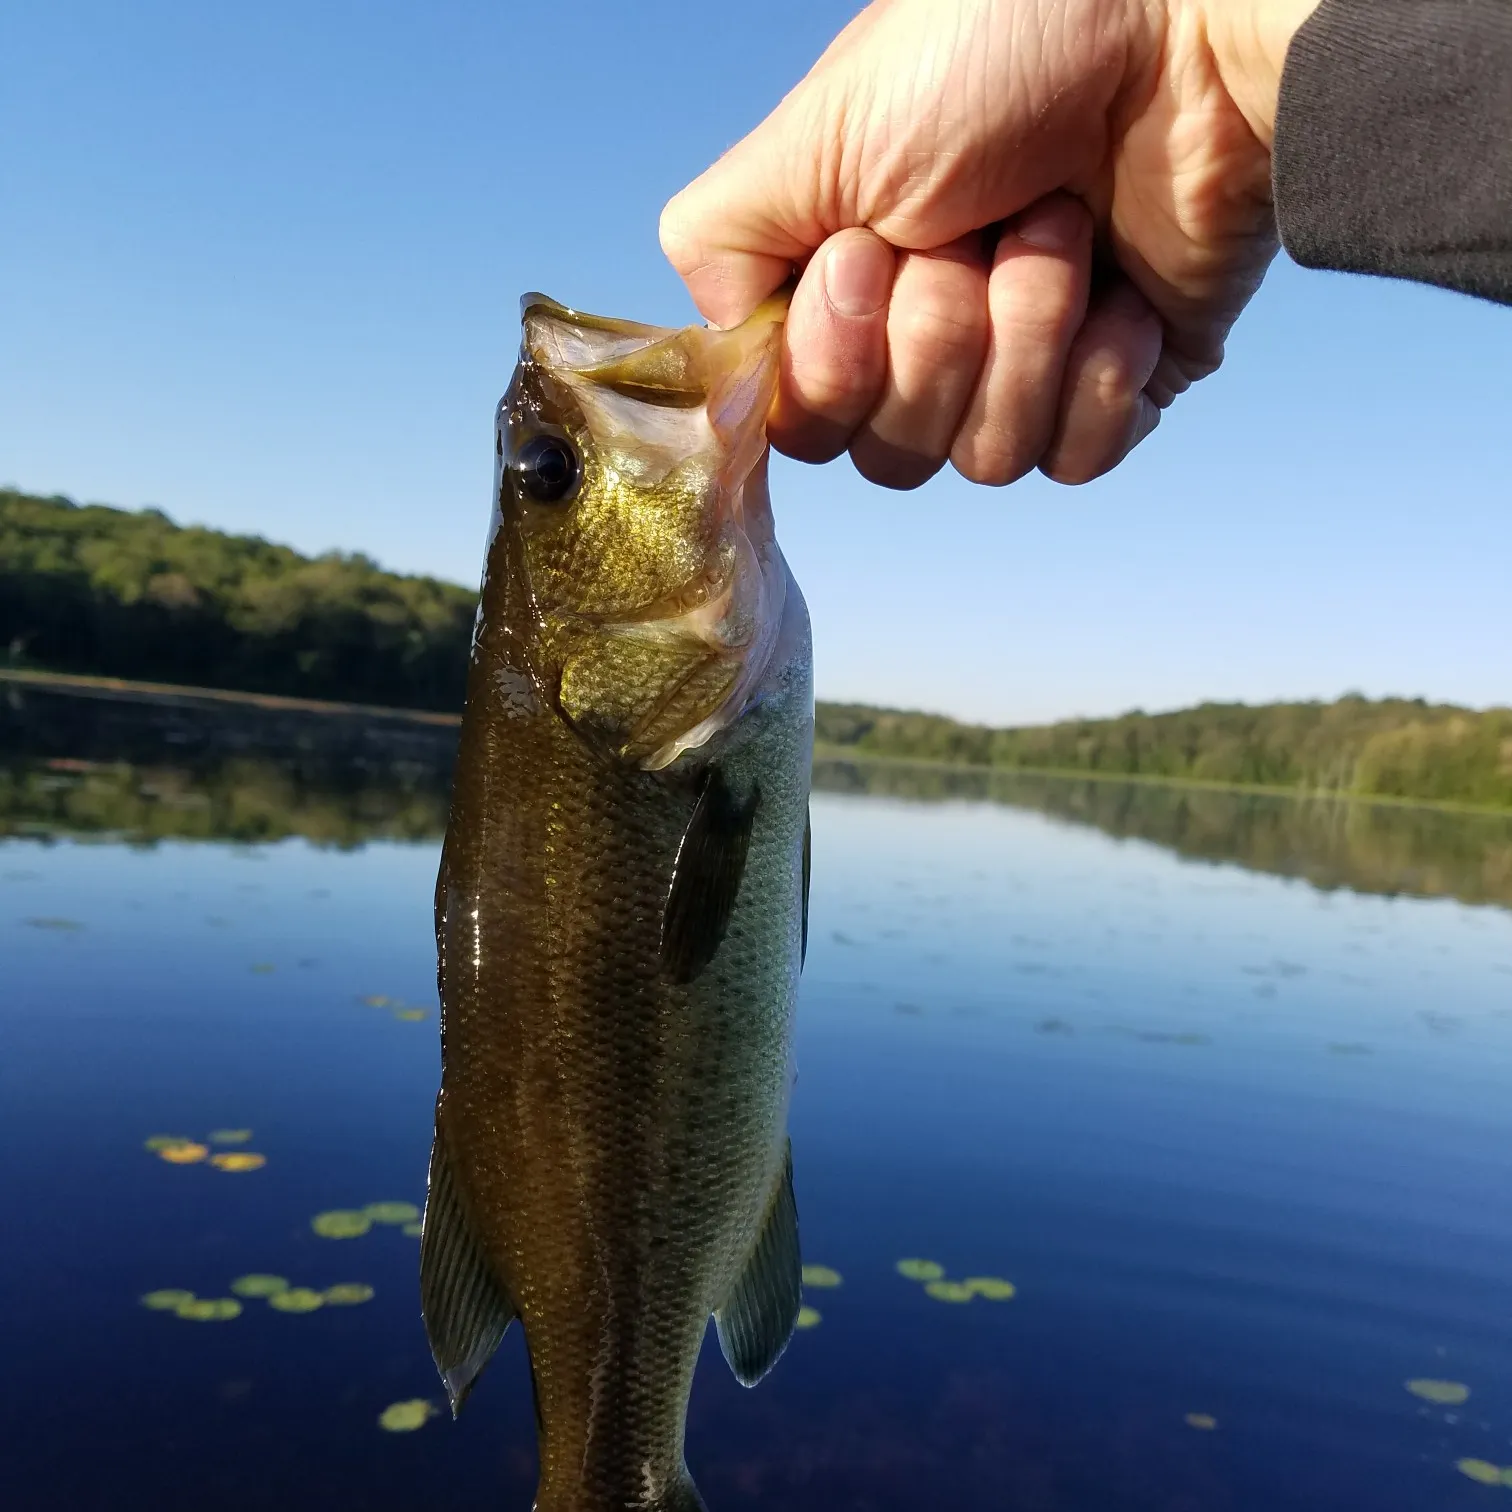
(6, 489, 1509, 809)
(1, 489, 475, 709)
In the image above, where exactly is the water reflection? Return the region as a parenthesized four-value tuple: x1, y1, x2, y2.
(5, 684, 1510, 912)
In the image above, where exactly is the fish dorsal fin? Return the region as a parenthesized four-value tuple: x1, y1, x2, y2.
(801, 805, 810, 971)
(660, 768, 760, 985)
(420, 1115, 517, 1416)
(714, 1141, 801, 1387)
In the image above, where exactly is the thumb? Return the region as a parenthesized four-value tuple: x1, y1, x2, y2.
(659, 109, 829, 329)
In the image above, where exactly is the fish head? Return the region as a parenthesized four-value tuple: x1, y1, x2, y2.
(486, 292, 788, 770)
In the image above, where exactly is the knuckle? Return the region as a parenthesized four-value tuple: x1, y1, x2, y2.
(892, 289, 987, 368)
(951, 432, 1032, 488)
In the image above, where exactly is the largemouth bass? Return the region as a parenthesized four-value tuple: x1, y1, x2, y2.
(424, 291, 812, 1512)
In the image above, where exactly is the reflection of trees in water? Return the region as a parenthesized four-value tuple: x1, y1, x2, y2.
(5, 689, 1509, 911)
(0, 685, 453, 847)
(813, 759, 1512, 912)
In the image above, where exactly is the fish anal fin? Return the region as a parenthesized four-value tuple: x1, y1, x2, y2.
(420, 1115, 517, 1416)
(660, 768, 759, 985)
(714, 1141, 801, 1387)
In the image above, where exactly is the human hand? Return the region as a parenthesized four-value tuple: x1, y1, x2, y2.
(660, 0, 1320, 488)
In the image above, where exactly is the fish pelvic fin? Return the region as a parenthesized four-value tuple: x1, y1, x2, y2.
(714, 1140, 801, 1387)
(420, 1113, 517, 1416)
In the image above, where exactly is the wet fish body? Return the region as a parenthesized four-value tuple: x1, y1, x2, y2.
(424, 294, 811, 1512)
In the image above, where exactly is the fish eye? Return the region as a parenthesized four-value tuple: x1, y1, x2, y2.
(511, 434, 580, 505)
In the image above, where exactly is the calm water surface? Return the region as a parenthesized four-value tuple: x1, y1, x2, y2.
(4, 690, 1512, 1511)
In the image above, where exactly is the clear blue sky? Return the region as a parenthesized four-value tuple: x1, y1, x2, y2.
(5, 0, 1509, 725)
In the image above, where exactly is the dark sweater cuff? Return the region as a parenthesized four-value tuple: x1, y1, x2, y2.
(1274, 0, 1512, 304)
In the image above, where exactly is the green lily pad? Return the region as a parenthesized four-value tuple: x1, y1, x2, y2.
(923, 1281, 974, 1304)
(230, 1274, 290, 1298)
(1457, 1459, 1503, 1486)
(401, 1222, 423, 1238)
(143, 1135, 194, 1152)
(1407, 1379, 1470, 1406)
(1185, 1413, 1217, 1430)
(177, 1298, 242, 1321)
(964, 1276, 1016, 1301)
(896, 1259, 945, 1282)
(323, 1283, 375, 1306)
(379, 1399, 437, 1432)
(209, 1129, 253, 1144)
(392, 1008, 428, 1022)
(802, 1265, 842, 1289)
(268, 1288, 325, 1313)
(795, 1305, 822, 1329)
(141, 1289, 196, 1310)
(312, 1210, 372, 1239)
(364, 1202, 421, 1225)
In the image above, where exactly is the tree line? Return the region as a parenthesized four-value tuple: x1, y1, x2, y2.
(6, 489, 1508, 810)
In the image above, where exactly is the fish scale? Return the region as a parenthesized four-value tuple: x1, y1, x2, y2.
(423, 291, 810, 1512)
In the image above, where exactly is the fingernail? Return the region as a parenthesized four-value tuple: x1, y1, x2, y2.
(824, 234, 892, 319)
(1013, 199, 1080, 253)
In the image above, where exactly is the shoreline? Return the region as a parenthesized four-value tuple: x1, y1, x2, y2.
(5, 669, 1507, 820)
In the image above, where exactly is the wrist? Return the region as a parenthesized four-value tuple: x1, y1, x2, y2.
(1201, 0, 1324, 147)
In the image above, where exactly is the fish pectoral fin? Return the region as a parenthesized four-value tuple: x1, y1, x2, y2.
(714, 1141, 801, 1387)
(420, 1117, 517, 1417)
(660, 767, 760, 985)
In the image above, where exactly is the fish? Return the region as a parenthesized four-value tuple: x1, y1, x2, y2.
(423, 289, 812, 1512)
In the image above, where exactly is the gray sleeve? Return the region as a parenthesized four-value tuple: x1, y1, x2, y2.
(1273, 0, 1512, 304)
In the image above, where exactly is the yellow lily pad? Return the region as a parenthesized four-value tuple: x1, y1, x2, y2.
(402, 1222, 423, 1238)
(361, 995, 393, 1008)
(364, 1202, 421, 1225)
(210, 1152, 266, 1172)
(379, 1399, 437, 1432)
(159, 1142, 209, 1165)
(208, 1129, 253, 1144)
(268, 1288, 325, 1313)
(323, 1283, 375, 1306)
(312, 1210, 372, 1239)
(924, 1281, 974, 1304)
(801, 1265, 842, 1289)
(896, 1259, 945, 1282)
(964, 1276, 1016, 1301)
(1407, 1379, 1470, 1406)
(230, 1275, 290, 1298)
(1185, 1413, 1218, 1431)
(141, 1289, 196, 1310)
(1456, 1459, 1503, 1486)
(177, 1298, 242, 1321)
(796, 1305, 822, 1329)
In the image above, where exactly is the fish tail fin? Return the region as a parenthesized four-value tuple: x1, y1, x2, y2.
(533, 1466, 707, 1512)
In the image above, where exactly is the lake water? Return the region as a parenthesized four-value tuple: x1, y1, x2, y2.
(5, 684, 1512, 1511)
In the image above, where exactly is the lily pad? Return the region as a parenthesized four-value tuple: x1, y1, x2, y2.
(249, 963, 275, 974)
(177, 1298, 242, 1321)
(143, 1135, 194, 1152)
(964, 1276, 1016, 1301)
(159, 1142, 210, 1165)
(230, 1275, 290, 1298)
(379, 1399, 437, 1432)
(1456, 1459, 1503, 1486)
(896, 1259, 945, 1282)
(208, 1129, 253, 1144)
(801, 1265, 842, 1289)
(392, 1008, 428, 1022)
(312, 1210, 372, 1239)
(923, 1281, 975, 1304)
(795, 1305, 822, 1329)
(361, 995, 393, 1008)
(141, 1289, 196, 1310)
(401, 1222, 424, 1237)
(1407, 1379, 1470, 1406)
(210, 1152, 266, 1172)
(268, 1288, 325, 1313)
(364, 1202, 421, 1225)
(323, 1283, 375, 1306)
(1185, 1413, 1218, 1431)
